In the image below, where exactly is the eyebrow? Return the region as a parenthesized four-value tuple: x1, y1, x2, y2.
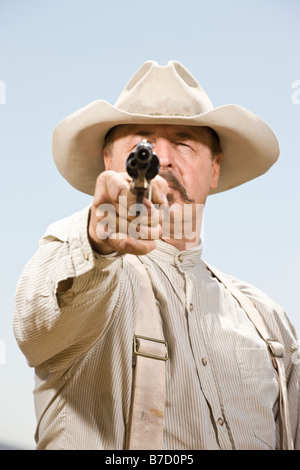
(131, 129, 198, 141)
(172, 131, 197, 140)
(131, 130, 153, 137)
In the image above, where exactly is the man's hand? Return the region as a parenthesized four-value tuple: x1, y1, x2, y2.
(88, 171, 168, 255)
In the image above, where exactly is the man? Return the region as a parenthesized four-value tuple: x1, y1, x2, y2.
(14, 60, 299, 450)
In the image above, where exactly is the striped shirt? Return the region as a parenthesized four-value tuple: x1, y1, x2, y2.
(14, 206, 300, 450)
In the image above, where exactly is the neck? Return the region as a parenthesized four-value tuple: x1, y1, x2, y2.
(160, 233, 201, 251)
(159, 202, 203, 251)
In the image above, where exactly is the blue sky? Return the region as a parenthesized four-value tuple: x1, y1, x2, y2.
(0, 0, 299, 449)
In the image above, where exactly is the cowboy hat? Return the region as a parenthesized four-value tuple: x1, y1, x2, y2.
(52, 60, 279, 195)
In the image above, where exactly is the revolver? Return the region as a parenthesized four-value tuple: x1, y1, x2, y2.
(126, 139, 160, 204)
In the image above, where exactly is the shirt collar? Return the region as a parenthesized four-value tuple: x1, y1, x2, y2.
(147, 239, 203, 269)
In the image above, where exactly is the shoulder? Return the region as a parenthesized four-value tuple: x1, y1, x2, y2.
(40, 206, 90, 245)
(206, 262, 298, 347)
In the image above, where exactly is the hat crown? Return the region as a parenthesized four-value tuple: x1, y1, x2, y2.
(115, 60, 214, 117)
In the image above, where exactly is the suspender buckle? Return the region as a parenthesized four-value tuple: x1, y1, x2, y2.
(133, 334, 169, 361)
(266, 339, 284, 358)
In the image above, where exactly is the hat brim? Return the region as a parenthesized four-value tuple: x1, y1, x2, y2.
(52, 100, 279, 196)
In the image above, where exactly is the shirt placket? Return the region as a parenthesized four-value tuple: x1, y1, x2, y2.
(177, 258, 234, 450)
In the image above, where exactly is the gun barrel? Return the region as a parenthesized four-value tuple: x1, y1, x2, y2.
(134, 145, 153, 164)
(126, 140, 160, 204)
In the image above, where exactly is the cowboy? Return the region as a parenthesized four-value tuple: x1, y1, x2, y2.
(14, 61, 299, 450)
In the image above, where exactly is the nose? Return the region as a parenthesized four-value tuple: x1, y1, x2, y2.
(153, 139, 174, 169)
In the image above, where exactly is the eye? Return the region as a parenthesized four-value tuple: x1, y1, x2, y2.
(133, 136, 154, 149)
(129, 137, 147, 151)
(176, 142, 190, 148)
(175, 142, 195, 153)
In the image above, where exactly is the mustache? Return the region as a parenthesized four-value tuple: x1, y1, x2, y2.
(159, 170, 195, 204)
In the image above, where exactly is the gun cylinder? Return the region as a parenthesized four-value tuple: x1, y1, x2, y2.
(126, 139, 160, 204)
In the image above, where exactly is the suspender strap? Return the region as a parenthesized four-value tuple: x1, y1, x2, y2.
(125, 255, 168, 450)
(205, 262, 294, 450)
(124, 255, 293, 450)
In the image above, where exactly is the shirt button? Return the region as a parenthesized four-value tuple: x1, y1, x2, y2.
(202, 358, 207, 366)
(83, 252, 89, 261)
(178, 254, 184, 262)
(189, 303, 194, 312)
(217, 417, 224, 426)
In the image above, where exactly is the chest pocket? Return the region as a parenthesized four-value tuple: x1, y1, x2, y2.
(236, 347, 278, 449)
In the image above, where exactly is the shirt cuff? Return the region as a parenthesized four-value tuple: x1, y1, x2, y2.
(68, 206, 123, 276)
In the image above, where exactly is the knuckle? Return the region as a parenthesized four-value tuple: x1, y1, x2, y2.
(96, 171, 107, 184)
(154, 175, 168, 190)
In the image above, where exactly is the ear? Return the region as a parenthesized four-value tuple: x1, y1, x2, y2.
(103, 149, 111, 170)
(210, 153, 222, 190)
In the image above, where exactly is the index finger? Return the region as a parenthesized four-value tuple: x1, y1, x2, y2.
(93, 171, 132, 207)
(149, 175, 169, 206)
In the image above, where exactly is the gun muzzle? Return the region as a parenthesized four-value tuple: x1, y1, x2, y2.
(126, 140, 160, 204)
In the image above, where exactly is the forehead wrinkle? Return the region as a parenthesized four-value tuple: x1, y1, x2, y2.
(130, 125, 206, 142)
(108, 124, 213, 147)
